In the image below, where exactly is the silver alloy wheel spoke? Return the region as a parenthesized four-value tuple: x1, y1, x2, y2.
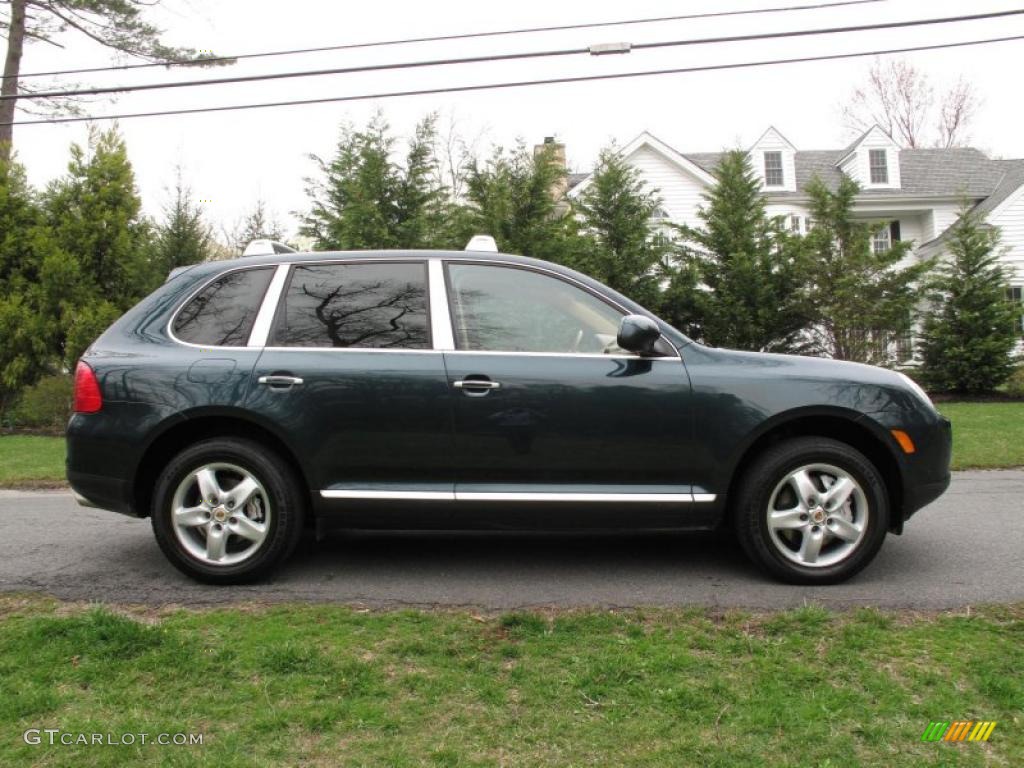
(174, 505, 208, 527)
(827, 515, 863, 543)
(170, 463, 271, 567)
(228, 513, 266, 543)
(769, 508, 807, 531)
(765, 463, 870, 569)
(790, 469, 819, 506)
(226, 476, 260, 510)
(195, 467, 222, 504)
(798, 526, 825, 564)
(206, 524, 227, 561)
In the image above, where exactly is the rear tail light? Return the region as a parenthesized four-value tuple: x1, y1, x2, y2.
(73, 361, 103, 413)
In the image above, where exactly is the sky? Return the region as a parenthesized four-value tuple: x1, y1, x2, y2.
(8, 0, 1024, 237)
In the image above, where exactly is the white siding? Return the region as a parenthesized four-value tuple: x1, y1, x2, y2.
(926, 202, 964, 242)
(751, 128, 796, 192)
(625, 145, 709, 227)
(989, 184, 1024, 283)
(839, 127, 901, 189)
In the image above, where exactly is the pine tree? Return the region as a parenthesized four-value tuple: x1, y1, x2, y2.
(802, 175, 930, 363)
(0, 154, 49, 416)
(41, 126, 155, 363)
(155, 169, 213, 272)
(464, 141, 582, 266)
(918, 207, 1018, 393)
(573, 147, 667, 309)
(301, 112, 448, 250)
(677, 150, 809, 351)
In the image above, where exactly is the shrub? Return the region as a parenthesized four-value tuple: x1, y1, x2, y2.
(9, 375, 74, 429)
(1004, 366, 1024, 398)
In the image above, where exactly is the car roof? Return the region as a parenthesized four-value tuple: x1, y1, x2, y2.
(221, 249, 543, 269)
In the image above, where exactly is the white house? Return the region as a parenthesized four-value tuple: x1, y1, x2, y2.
(567, 125, 1024, 356)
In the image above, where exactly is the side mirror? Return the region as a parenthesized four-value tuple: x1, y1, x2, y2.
(617, 314, 661, 355)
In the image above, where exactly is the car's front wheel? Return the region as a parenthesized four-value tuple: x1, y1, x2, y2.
(151, 437, 304, 584)
(733, 437, 889, 584)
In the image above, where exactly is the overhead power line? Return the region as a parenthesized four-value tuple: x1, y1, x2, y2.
(15, 0, 885, 80)
(6, 34, 1022, 128)
(6, 9, 1024, 103)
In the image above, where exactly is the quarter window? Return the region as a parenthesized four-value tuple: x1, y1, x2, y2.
(448, 263, 657, 355)
(764, 151, 784, 186)
(272, 262, 429, 348)
(172, 267, 274, 346)
(869, 149, 889, 184)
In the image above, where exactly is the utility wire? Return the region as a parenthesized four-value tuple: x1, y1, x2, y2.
(6, 34, 1022, 128)
(6, 8, 1023, 103)
(14, 0, 886, 80)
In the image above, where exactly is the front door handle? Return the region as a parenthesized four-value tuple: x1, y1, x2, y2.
(258, 375, 304, 388)
(453, 378, 501, 396)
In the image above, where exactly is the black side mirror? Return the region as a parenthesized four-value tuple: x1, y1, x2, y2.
(617, 314, 661, 355)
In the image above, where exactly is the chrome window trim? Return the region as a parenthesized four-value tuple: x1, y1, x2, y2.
(247, 264, 291, 347)
(166, 263, 278, 351)
(441, 258, 681, 359)
(166, 255, 683, 360)
(320, 489, 716, 503)
(428, 259, 455, 350)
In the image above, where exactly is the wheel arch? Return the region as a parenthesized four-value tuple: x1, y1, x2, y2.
(723, 407, 905, 533)
(132, 408, 312, 520)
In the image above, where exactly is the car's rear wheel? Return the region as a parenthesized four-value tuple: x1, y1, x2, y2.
(733, 437, 889, 584)
(151, 437, 304, 584)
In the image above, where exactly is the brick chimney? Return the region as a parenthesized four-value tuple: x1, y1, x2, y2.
(534, 136, 568, 210)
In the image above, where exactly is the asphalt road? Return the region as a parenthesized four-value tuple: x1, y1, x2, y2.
(1, 470, 1021, 610)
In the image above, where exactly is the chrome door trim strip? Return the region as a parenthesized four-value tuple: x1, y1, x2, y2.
(320, 490, 717, 503)
(248, 264, 291, 347)
(320, 490, 453, 501)
(428, 259, 455, 351)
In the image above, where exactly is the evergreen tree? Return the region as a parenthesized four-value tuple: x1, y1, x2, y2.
(918, 207, 1018, 393)
(464, 141, 582, 266)
(228, 198, 284, 255)
(0, 155, 49, 416)
(41, 126, 155, 363)
(802, 175, 930, 363)
(573, 147, 667, 309)
(677, 150, 809, 351)
(301, 112, 448, 250)
(155, 168, 213, 272)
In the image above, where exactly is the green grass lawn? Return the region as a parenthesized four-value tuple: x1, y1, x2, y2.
(0, 595, 1019, 767)
(2, 401, 1021, 487)
(0, 435, 66, 487)
(937, 402, 1024, 470)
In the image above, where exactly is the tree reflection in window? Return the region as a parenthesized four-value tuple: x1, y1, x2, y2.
(173, 267, 274, 346)
(273, 263, 429, 348)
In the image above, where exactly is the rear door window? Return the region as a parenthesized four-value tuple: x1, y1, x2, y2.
(172, 267, 274, 346)
(271, 262, 430, 348)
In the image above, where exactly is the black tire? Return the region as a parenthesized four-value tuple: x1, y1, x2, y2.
(732, 437, 889, 584)
(151, 437, 305, 584)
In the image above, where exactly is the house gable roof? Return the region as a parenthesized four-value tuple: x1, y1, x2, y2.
(749, 125, 797, 152)
(568, 131, 717, 195)
(834, 124, 899, 167)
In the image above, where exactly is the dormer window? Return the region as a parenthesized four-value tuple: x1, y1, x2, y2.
(869, 149, 889, 184)
(764, 151, 784, 186)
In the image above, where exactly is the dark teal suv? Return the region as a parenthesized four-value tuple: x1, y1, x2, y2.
(67, 249, 951, 584)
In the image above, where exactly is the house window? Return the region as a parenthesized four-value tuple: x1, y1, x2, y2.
(764, 152, 784, 186)
(1008, 286, 1024, 334)
(872, 226, 891, 254)
(869, 149, 889, 184)
(805, 217, 815, 232)
(789, 215, 801, 233)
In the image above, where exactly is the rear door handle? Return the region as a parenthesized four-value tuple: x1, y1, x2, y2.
(258, 375, 304, 388)
(453, 378, 501, 396)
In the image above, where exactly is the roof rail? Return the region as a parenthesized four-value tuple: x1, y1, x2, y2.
(464, 234, 498, 252)
(242, 239, 297, 257)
